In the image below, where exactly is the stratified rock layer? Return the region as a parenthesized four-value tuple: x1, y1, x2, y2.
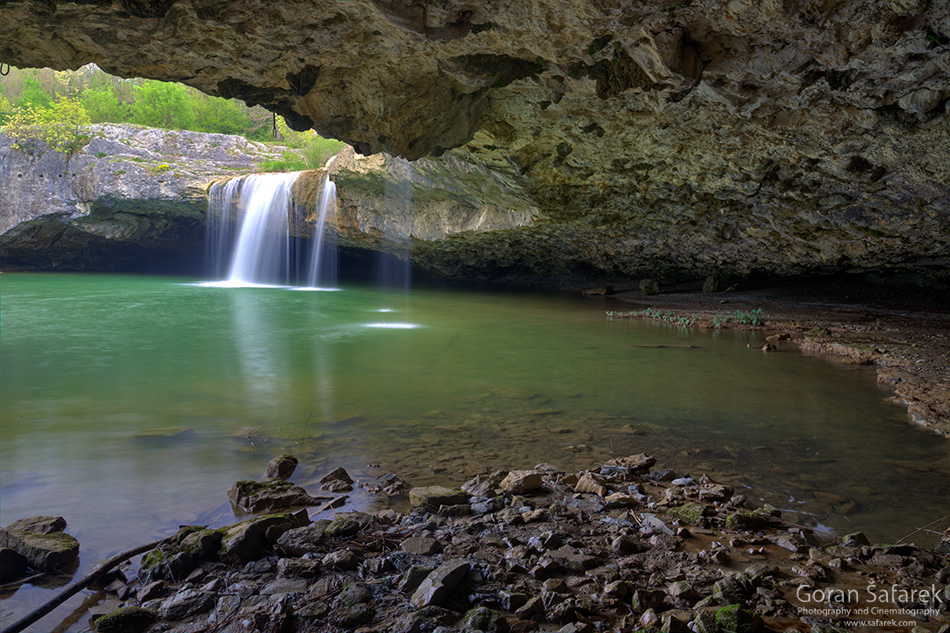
(0, 124, 284, 271)
(3, 0, 948, 281)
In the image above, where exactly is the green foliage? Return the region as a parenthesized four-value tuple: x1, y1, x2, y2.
(300, 134, 346, 168)
(606, 308, 697, 328)
(1, 63, 345, 160)
(17, 77, 53, 111)
(4, 97, 91, 155)
(83, 87, 129, 123)
(606, 307, 764, 328)
(131, 80, 195, 129)
(191, 93, 250, 135)
(260, 150, 309, 172)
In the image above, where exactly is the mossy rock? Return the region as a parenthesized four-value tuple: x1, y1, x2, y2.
(94, 606, 157, 633)
(702, 275, 720, 293)
(667, 502, 708, 527)
(639, 278, 660, 295)
(460, 606, 510, 632)
(715, 604, 761, 633)
(724, 510, 773, 530)
(324, 516, 362, 538)
(0, 529, 80, 573)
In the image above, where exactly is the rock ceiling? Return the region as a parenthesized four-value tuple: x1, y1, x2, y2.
(3, 0, 949, 280)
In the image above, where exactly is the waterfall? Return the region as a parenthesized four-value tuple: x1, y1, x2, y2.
(206, 171, 338, 288)
(305, 176, 338, 289)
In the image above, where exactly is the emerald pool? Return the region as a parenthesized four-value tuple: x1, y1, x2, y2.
(2, 272, 948, 629)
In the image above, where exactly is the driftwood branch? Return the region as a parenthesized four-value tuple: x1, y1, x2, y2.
(0, 537, 170, 633)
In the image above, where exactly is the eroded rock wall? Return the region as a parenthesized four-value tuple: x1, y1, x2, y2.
(3, 0, 949, 280)
(0, 124, 283, 270)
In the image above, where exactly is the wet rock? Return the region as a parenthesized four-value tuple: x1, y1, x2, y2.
(262, 454, 298, 481)
(219, 514, 299, 565)
(261, 577, 308, 595)
(841, 531, 871, 547)
(324, 516, 362, 538)
(399, 565, 435, 594)
(276, 520, 330, 556)
(410, 560, 470, 608)
(93, 606, 157, 633)
(158, 589, 214, 620)
(0, 548, 28, 582)
(324, 548, 359, 570)
(4, 516, 68, 534)
(640, 279, 660, 295)
(606, 454, 656, 473)
(329, 604, 375, 628)
(462, 472, 504, 497)
(179, 528, 222, 559)
(500, 470, 544, 494)
(392, 605, 458, 633)
(574, 473, 608, 496)
(366, 473, 408, 496)
(402, 536, 443, 555)
(138, 546, 196, 583)
(227, 480, 321, 513)
(668, 502, 710, 527)
(320, 466, 355, 492)
(461, 606, 510, 632)
(1, 516, 80, 573)
(337, 581, 372, 605)
(713, 604, 761, 633)
(136, 580, 170, 602)
(408, 486, 468, 509)
(276, 557, 321, 578)
(639, 513, 674, 536)
(631, 589, 667, 613)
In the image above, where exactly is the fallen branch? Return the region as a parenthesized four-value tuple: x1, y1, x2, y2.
(0, 536, 171, 633)
(895, 513, 950, 544)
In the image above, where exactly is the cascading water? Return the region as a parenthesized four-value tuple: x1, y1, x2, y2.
(206, 171, 338, 288)
(305, 177, 338, 289)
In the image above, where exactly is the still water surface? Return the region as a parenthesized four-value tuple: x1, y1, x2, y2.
(2, 273, 948, 629)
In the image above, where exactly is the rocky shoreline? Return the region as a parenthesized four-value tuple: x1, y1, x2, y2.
(579, 275, 950, 440)
(3, 453, 948, 633)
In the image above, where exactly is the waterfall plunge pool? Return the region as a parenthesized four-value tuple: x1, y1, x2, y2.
(2, 273, 948, 628)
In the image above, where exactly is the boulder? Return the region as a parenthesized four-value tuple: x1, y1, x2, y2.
(276, 521, 329, 556)
(401, 537, 442, 556)
(93, 606, 157, 633)
(408, 486, 468, 509)
(320, 466, 354, 492)
(158, 589, 214, 621)
(262, 454, 298, 481)
(606, 454, 656, 473)
(574, 473, 608, 496)
(499, 470, 544, 494)
(410, 560, 470, 608)
(219, 514, 300, 565)
(0, 516, 80, 573)
(227, 480, 321, 513)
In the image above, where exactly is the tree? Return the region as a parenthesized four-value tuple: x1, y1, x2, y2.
(130, 80, 194, 129)
(4, 96, 91, 155)
(83, 86, 129, 123)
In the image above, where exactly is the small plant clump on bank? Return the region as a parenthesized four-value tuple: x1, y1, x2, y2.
(607, 306, 765, 328)
(606, 308, 697, 327)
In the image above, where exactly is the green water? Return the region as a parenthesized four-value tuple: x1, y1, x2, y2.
(2, 273, 948, 628)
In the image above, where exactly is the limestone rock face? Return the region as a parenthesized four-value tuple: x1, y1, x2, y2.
(3, 1, 950, 280)
(0, 124, 283, 270)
